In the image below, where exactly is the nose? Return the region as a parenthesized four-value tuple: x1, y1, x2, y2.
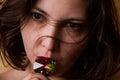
(40, 23, 59, 51)
(41, 37, 59, 51)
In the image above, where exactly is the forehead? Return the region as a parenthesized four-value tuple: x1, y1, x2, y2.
(34, 0, 88, 20)
(35, 0, 87, 7)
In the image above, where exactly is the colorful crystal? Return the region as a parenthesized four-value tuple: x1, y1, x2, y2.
(33, 56, 56, 76)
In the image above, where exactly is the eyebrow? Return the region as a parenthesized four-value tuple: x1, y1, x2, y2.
(34, 7, 48, 16)
(34, 7, 87, 23)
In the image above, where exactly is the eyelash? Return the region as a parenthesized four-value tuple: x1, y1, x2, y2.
(31, 12, 84, 32)
(31, 12, 45, 22)
(65, 22, 83, 32)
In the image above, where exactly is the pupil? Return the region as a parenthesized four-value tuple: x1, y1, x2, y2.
(34, 13, 41, 19)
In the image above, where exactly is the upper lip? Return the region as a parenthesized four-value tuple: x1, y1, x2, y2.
(35, 56, 57, 66)
(35, 56, 55, 61)
(36, 56, 51, 59)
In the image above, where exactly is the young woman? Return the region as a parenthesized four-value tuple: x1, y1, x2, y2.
(0, 0, 120, 80)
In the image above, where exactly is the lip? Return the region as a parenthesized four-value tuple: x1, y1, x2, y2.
(35, 56, 53, 60)
(35, 56, 58, 65)
(35, 56, 57, 64)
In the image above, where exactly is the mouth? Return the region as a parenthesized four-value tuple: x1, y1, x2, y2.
(33, 56, 57, 76)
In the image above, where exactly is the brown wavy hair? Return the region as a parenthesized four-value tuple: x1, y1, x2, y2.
(0, 0, 120, 79)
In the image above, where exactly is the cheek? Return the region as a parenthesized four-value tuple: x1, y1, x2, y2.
(62, 44, 85, 64)
(54, 43, 86, 76)
(58, 42, 88, 72)
(21, 25, 37, 63)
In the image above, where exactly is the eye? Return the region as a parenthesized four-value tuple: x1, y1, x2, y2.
(31, 12, 44, 22)
(66, 22, 83, 31)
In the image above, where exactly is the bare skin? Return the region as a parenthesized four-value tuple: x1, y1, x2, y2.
(0, 0, 89, 80)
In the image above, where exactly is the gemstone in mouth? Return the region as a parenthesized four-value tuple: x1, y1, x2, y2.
(33, 56, 56, 76)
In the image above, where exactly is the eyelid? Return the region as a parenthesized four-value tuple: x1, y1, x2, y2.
(66, 22, 84, 27)
(31, 8, 47, 18)
(63, 20, 86, 26)
(30, 10, 48, 23)
(62, 18, 87, 25)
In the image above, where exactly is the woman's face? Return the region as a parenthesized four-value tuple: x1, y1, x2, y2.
(21, 0, 89, 76)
